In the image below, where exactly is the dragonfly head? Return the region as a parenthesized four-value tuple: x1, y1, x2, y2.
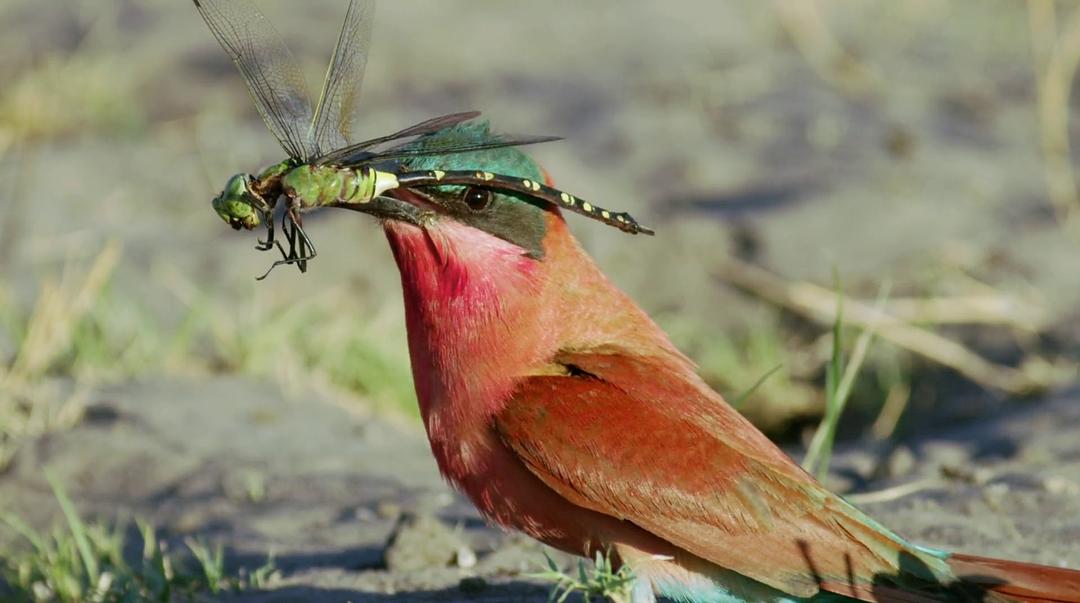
(212, 173, 266, 230)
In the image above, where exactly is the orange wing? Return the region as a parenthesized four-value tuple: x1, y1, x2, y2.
(494, 350, 952, 599)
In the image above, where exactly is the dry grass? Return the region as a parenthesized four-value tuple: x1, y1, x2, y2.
(0, 0, 145, 145)
(713, 256, 1072, 397)
(0, 53, 142, 144)
(0, 246, 418, 469)
(1027, 0, 1080, 225)
(206, 287, 418, 417)
(0, 242, 120, 468)
(773, 0, 880, 100)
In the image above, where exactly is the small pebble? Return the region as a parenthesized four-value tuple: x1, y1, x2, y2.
(884, 446, 916, 479)
(1043, 476, 1080, 495)
(353, 506, 377, 522)
(982, 482, 1010, 507)
(455, 545, 478, 569)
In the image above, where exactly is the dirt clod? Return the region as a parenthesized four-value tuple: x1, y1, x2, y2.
(383, 512, 472, 573)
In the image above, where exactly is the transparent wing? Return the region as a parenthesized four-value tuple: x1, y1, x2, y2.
(193, 0, 314, 160)
(314, 111, 481, 165)
(310, 0, 375, 156)
(327, 135, 562, 167)
(371, 134, 563, 164)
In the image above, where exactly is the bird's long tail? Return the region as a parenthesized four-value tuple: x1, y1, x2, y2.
(946, 553, 1080, 603)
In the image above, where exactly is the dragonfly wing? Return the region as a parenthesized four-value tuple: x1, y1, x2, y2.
(365, 112, 482, 147)
(374, 134, 563, 163)
(193, 0, 315, 160)
(327, 134, 563, 167)
(313, 111, 482, 165)
(310, 0, 375, 156)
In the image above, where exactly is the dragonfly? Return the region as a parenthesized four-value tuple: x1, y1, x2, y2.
(193, 0, 653, 279)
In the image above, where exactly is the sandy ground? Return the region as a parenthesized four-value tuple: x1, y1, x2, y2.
(2, 1, 1080, 601)
(1, 378, 1077, 601)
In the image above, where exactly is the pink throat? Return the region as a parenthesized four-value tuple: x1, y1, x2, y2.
(383, 220, 556, 436)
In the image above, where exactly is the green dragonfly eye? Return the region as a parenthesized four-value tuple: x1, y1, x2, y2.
(212, 173, 262, 230)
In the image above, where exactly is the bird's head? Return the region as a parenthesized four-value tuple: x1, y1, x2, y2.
(373, 122, 566, 357)
(366, 121, 668, 423)
(367, 123, 622, 409)
(377, 121, 557, 260)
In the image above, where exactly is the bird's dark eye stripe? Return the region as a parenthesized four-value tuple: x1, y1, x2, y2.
(395, 170, 654, 235)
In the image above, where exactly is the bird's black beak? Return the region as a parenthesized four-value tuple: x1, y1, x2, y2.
(333, 190, 434, 228)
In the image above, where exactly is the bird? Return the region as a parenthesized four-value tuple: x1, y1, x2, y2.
(359, 120, 1080, 603)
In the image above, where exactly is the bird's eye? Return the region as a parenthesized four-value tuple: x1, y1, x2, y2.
(462, 186, 492, 211)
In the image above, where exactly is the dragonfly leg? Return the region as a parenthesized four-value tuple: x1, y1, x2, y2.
(256, 219, 296, 280)
(293, 212, 318, 270)
(288, 205, 317, 273)
(255, 211, 276, 251)
(255, 204, 318, 280)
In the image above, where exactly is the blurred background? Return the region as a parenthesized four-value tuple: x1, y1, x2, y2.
(1, 1, 1078, 601)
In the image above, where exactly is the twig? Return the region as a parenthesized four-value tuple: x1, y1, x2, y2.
(879, 296, 1045, 332)
(713, 257, 1057, 396)
(793, 291, 1046, 378)
(870, 380, 911, 441)
(1027, 0, 1080, 224)
(773, 0, 879, 100)
(845, 478, 942, 505)
(6, 241, 121, 383)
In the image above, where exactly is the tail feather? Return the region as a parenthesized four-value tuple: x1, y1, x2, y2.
(948, 553, 1080, 603)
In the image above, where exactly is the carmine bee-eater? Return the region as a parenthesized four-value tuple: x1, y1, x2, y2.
(191, 2, 1079, 599)
(363, 122, 1080, 603)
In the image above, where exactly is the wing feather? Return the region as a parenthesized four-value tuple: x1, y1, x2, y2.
(494, 350, 952, 599)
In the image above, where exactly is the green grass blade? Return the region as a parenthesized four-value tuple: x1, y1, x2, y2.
(0, 511, 48, 553)
(803, 281, 891, 479)
(186, 536, 227, 593)
(44, 468, 100, 585)
(803, 275, 845, 476)
(732, 363, 783, 407)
